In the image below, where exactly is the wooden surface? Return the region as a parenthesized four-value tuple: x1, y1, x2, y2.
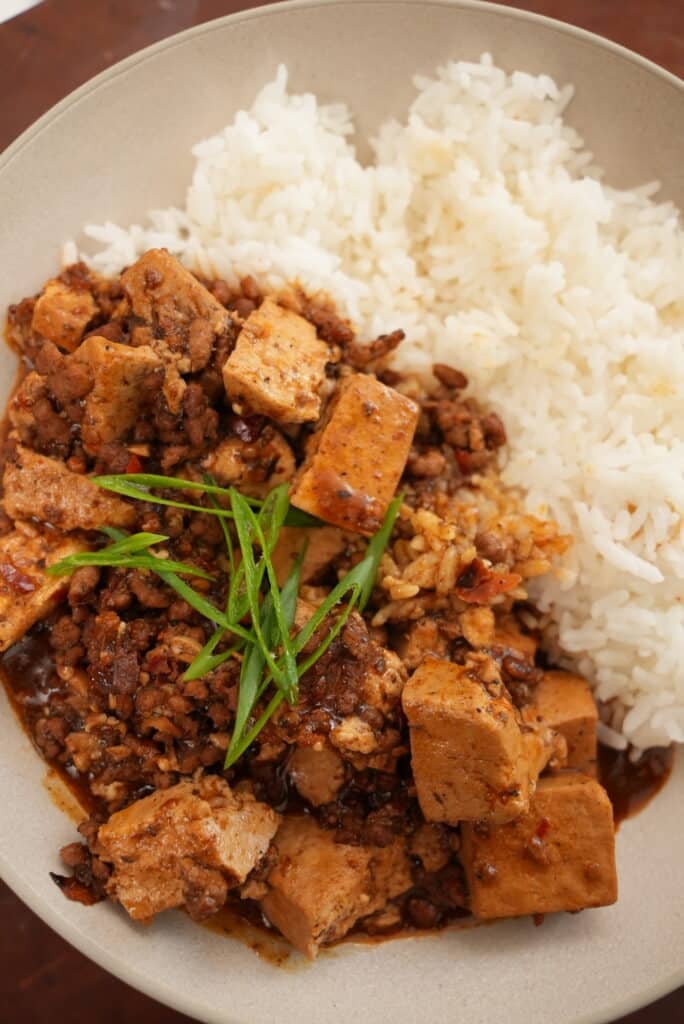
(0, 1, 682, 1021)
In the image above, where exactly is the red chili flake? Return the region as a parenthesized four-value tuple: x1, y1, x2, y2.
(455, 558, 521, 604)
(0, 562, 36, 593)
(536, 817, 551, 840)
(532, 913, 545, 928)
(125, 453, 143, 474)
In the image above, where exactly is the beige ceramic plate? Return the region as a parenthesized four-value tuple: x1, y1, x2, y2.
(0, 2, 683, 1022)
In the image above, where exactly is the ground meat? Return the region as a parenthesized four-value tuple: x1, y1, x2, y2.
(83, 612, 141, 695)
(92, 442, 134, 475)
(50, 615, 82, 653)
(51, 836, 110, 905)
(407, 448, 447, 478)
(475, 531, 509, 563)
(432, 364, 468, 390)
(296, 614, 379, 721)
(481, 412, 506, 448)
(405, 896, 443, 929)
(68, 567, 101, 606)
(292, 293, 354, 347)
(24, 391, 73, 456)
(183, 382, 218, 449)
(499, 654, 543, 706)
(34, 340, 92, 408)
(343, 329, 405, 369)
(6, 298, 36, 356)
(129, 571, 172, 609)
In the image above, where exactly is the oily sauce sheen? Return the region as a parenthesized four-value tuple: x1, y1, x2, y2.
(0, 628, 675, 946)
(1, 622, 102, 817)
(2, 629, 672, 827)
(598, 743, 674, 827)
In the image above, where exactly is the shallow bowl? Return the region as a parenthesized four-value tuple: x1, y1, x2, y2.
(0, 2, 683, 1022)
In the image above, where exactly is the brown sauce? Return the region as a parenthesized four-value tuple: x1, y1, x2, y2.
(598, 743, 675, 827)
(43, 767, 88, 824)
(2, 621, 59, 715)
(0, 620, 101, 818)
(0, 619, 677, 958)
(203, 903, 295, 967)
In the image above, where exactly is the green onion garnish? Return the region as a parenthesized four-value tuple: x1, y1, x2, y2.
(93, 472, 323, 527)
(47, 474, 402, 766)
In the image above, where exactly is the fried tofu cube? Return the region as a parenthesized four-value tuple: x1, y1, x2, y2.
(201, 429, 295, 499)
(222, 298, 329, 424)
(272, 525, 348, 587)
(97, 777, 280, 921)
(287, 746, 346, 806)
(0, 528, 86, 651)
(4, 447, 135, 532)
(121, 248, 232, 342)
(32, 279, 97, 352)
(260, 816, 412, 957)
(461, 773, 617, 918)
(291, 374, 419, 536)
(71, 335, 161, 453)
(523, 670, 598, 770)
(403, 655, 546, 825)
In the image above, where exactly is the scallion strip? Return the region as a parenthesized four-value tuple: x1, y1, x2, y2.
(94, 473, 323, 527)
(230, 490, 288, 692)
(224, 690, 285, 769)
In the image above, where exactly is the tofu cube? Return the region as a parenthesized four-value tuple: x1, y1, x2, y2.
(403, 655, 544, 825)
(287, 745, 346, 806)
(461, 773, 617, 918)
(223, 298, 330, 424)
(71, 335, 161, 453)
(260, 815, 412, 957)
(97, 777, 280, 921)
(290, 374, 419, 535)
(32, 279, 97, 352)
(121, 248, 232, 341)
(523, 670, 598, 770)
(201, 429, 295, 499)
(0, 528, 86, 651)
(272, 524, 348, 586)
(4, 447, 135, 532)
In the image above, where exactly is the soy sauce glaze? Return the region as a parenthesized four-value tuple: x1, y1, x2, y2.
(598, 743, 674, 828)
(0, 624, 676, 957)
(2, 626, 674, 829)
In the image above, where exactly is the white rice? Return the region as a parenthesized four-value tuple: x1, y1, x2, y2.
(67, 57, 684, 751)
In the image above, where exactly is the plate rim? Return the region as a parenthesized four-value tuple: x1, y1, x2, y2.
(0, 1, 682, 1021)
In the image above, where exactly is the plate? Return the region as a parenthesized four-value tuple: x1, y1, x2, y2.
(0, 3, 682, 1021)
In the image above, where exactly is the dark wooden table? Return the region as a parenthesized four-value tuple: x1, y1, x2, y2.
(0, 1, 682, 1021)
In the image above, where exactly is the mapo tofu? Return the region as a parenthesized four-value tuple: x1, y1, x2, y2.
(0, 249, 624, 959)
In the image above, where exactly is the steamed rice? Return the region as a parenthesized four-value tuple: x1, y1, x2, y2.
(67, 57, 684, 751)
